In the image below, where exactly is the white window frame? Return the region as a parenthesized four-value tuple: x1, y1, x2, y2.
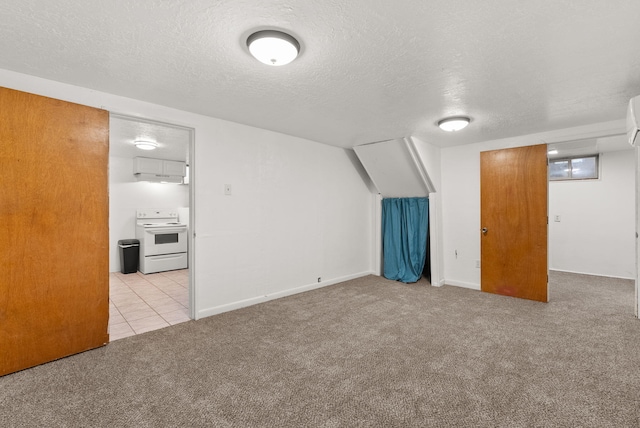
(549, 154, 599, 181)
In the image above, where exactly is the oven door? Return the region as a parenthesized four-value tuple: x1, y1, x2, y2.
(142, 226, 187, 256)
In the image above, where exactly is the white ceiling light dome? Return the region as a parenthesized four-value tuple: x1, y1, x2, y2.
(247, 30, 300, 66)
(438, 116, 471, 132)
(134, 140, 158, 150)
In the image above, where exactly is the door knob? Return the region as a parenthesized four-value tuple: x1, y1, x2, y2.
(482, 227, 488, 235)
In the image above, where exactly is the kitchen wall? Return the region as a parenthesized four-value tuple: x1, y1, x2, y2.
(108, 155, 189, 272)
(0, 68, 374, 320)
(440, 120, 627, 290)
(549, 150, 635, 279)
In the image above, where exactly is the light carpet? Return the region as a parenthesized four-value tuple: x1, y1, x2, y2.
(1, 271, 639, 427)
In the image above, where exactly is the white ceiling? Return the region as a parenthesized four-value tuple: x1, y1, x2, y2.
(1, 1, 640, 149)
(109, 115, 191, 162)
(548, 133, 630, 159)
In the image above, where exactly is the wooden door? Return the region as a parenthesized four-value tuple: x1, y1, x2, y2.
(480, 144, 548, 302)
(0, 87, 109, 376)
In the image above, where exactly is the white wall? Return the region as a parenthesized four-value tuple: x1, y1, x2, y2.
(195, 119, 374, 316)
(549, 150, 635, 279)
(440, 144, 482, 289)
(1, 69, 374, 319)
(440, 120, 627, 290)
(108, 156, 189, 272)
(412, 137, 445, 286)
(636, 146, 640, 317)
(353, 139, 430, 197)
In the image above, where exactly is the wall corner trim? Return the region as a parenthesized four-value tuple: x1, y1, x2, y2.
(432, 279, 446, 287)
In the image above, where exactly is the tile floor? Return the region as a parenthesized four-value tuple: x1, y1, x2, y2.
(109, 269, 190, 341)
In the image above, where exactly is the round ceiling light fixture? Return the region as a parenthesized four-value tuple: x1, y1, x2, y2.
(134, 140, 158, 151)
(247, 30, 300, 66)
(438, 116, 471, 132)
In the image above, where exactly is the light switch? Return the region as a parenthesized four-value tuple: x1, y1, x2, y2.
(554, 215, 561, 222)
(224, 184, 232, 195)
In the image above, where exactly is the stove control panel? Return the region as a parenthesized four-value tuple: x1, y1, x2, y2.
(136, 209, 179, 220)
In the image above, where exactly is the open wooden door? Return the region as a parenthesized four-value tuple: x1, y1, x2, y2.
(0, 87, 109, 376)
(480, 144, 548, 302)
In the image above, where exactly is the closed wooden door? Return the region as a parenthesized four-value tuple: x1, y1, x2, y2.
(480, 144, 548, 302)
(0, 87, 109, 376)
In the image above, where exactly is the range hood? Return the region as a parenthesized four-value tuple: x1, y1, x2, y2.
(133, 157, 186, 184)
(134, 173, 184, 184)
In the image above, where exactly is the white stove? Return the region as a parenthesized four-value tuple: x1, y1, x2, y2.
(135, 209, 188, 274)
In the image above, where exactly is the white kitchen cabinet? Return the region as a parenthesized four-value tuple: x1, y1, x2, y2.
(133, 157, 164, 175)
(133, 157, 187, 183)
(162, 160, 187, 176)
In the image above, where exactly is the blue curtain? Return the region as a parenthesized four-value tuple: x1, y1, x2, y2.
(382, 197, 429, 283)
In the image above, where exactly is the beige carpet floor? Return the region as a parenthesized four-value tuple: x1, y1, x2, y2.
(1, 271, 639, 427)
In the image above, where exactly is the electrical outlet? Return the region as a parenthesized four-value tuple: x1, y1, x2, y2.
(475, 260, 480, 268)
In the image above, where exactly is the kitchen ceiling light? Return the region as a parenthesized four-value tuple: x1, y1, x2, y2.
(438, 116, 471, 132)
(134, 140, 158, 150)
(247, 30, 300, 66)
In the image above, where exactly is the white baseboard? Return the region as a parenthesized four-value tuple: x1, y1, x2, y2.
(443, 271, 634, 294)
(549, 269, 634, 281)
(196, 271, 373, 319)
(444, 279, 481, 291)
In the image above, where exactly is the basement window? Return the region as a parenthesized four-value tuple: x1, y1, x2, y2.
(549, 155, 599, 181)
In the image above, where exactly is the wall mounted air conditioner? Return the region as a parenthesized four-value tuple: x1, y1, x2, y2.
(627, 95, 640, 147)
(133, 157, 186, 183)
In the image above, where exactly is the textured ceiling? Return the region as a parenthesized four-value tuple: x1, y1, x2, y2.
(1, 0, 640, 149)
(109, 115, 191, 163)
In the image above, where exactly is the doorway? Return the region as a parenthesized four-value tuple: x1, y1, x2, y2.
(547, 134, 636, 313)
(108, 114, 195, 340)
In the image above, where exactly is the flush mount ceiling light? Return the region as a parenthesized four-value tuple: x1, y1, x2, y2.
(548, 149, 559, 155)
(247, 30, 300, 66)
(134, 140, 158, 151)
(438, 116, 471, 132)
